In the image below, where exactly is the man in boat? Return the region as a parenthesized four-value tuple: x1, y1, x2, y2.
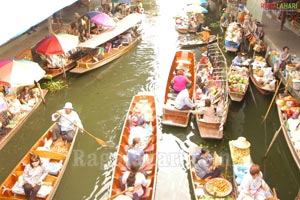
(174, 83, 195, 110)
(232, 52, 243, 66)
(51, 102, 83, 143)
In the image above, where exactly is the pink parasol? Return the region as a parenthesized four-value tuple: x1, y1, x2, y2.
(90, 13, 117, 28)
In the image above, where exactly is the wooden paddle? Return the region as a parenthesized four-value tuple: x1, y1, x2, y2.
(263, 119, 286, 158)
(34, 80, 45, 104)
(262, 78, 282, 123)
(58, 113, 109, 147)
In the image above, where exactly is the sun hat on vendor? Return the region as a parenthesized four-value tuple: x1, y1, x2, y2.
(63, 102, 73, 109)
(233, 137, 251, 149)
(202, 26, 211, 31)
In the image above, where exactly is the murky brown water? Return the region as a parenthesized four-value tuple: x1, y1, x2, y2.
(0, 0, 299, 199)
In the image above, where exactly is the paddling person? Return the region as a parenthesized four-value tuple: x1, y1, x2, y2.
(51, 102, 83, 143)
(23, 154, 48, 200)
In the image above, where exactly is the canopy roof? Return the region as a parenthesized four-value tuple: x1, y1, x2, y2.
(78, 13, 143, 48)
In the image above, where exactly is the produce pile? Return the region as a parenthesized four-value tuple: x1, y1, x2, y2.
(228, 67, 249, 94)
(252, 56, 276, 91)
(276, 95, 300, 155)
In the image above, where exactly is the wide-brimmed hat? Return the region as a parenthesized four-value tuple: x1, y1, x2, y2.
(233, 137, 251, 149)
(202, 26, 211, 31)
(63, 102, 73, 109)
(201, 51, 208, 57)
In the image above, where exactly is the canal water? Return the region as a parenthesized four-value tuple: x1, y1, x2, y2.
(0, 0, 299, 199)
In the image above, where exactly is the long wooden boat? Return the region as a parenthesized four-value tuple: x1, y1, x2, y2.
(70, 13, 143, 74)
(14, 46, 82, 79)
(228, 65, 249, 102)
(249, 57, 276, 96)
(224, 22, 242, 53)
(229, 137, 278, 199)
(0, 89, 48, 151)
(194, 42, 229, 139)
(178, 35, 217, 48)
(161, 50, 196, 127)
(108, 92, 157, 200)
(276, 94, 300, 170)
(0, 122, 78, 199)
(189, 147, 234, 199)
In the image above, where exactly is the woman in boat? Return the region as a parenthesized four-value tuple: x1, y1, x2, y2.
(23, 154, 48, 200)
(129, 107, 144, 127)
(237, 164, 272, 200)
(196, 98, 217, 122)
(194, 148, 221, 179)
(197, 26, 211, 42)
(119, 160, 150, 200)
(194, 148, 222, 179)
(123, 137, 148, 169)
(171, 69, 191, 93)
(18, 86, 39, 105)
(232, 52, 243, 66)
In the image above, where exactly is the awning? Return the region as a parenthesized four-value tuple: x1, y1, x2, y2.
(78, 13, 143, 48)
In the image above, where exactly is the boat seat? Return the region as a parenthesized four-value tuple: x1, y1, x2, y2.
(141, 187, 152, 199)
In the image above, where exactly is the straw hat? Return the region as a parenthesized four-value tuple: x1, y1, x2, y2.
(233, 137, 251, 149)
(202, 26, 211, 31)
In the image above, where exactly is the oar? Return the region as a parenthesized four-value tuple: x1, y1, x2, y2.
(262, 78, 282, 123)
(59, 113, 109, 147)
(263, 119, 286, 158)
(106, 185, 140, 200)
(34, 80, 45, 104)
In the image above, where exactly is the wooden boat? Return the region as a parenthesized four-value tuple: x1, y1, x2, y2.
(228, 64, 249, 102)
(249, 57, 276, 96)
(108, 92, 157, 200)
(14, 46, 82, 79)
(0, 122, 78, 199)
(276, 94, 300, 170)
(194, 42, 229, 139)
(161, 50, 196, 127)
(70, 13, 143, 74)
(0, 89, 48, 151)
(178, 34, 217, 48)
(229, 137, 279, 199)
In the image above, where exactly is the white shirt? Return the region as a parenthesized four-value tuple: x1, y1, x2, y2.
(175, 88, 194, 109)
(52, 109, 83, 132)
(129, 126, 152, 149)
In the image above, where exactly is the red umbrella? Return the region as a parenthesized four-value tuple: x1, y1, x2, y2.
(90, 13, 116, 28)
(35, 33, 78, 55)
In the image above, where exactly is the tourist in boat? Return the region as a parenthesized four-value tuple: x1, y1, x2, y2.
(174, 83, 195, 110)
(197, 26, 211, 42)
(18, 86, 39, 105)
(194, 148, 222, 179)
(119, 160, 150, 200)
(129, 107, 144, 127)
(123, 137, 148, 169)
(23, 154, 48, 200)
(51, 102, 83, 143)
(128, 119, 152, 150)
(279, 46, 292, 71)
(196, 98, 217, 122)
(237, 164, 273, 200)
(232, 52, 243, 66)
(171, 69, 191, 93)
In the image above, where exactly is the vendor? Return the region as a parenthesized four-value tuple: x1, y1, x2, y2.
(18, 86, 39, 105)
(279, 46, 292, 71)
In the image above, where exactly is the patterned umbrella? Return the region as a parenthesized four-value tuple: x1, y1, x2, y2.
(0, 59, 45, 87)
(90, 13, 116, 28)
(35, 33, 79, 55)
